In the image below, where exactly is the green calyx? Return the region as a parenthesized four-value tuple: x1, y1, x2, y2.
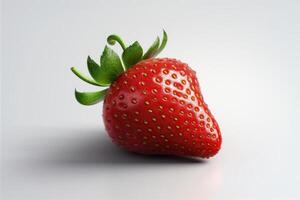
(71, 30, 168, 106)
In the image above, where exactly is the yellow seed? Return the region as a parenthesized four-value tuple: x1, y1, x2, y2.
(155, 77, 161, 82)
(151, 69, 156, 73)
(152, 89, 158, 94)
(165, 88, 170, 93)
(119, 94, 124, 100)
(139, 82, 145, 86)
(130, 87, 135, 92)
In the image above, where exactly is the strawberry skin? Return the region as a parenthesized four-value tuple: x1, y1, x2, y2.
(103, 58, 222, 158)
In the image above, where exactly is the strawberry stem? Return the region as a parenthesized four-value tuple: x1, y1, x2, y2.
(107, 35, 127, 50)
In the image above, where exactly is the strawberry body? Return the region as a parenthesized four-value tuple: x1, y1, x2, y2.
(103, 58, 221, 158)
(71, 31, 222, 159)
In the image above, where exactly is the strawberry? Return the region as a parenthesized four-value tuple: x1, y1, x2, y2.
(71, 31, 222, 158)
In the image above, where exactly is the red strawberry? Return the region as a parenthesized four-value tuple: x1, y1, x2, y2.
(71, 31, 222, 158)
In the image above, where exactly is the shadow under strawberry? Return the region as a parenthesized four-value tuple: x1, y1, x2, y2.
(23, 127, 206, 171)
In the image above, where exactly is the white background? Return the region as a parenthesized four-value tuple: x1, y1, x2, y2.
(2, 0, 300, 199)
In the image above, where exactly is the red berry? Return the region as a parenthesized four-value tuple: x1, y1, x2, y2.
(71, 31, 222, 158)
(103, 58, 221, 158)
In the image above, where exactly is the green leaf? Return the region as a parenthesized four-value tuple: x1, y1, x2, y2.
(122, 41, 143, 69)
(75, 89, 108, 105)
(154, 30, 168, 57)
(142, 30, 168, 59)
(86, 56, 109, 86)
(143, 37, 160, 59)
(97, 46, 124, 85)
(71, 67, 103, 87)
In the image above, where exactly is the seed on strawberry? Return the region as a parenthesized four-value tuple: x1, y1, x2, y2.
(71, 31, 222, 158)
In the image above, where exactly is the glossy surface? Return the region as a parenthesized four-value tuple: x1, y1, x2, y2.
(103, 58, 221, 157)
